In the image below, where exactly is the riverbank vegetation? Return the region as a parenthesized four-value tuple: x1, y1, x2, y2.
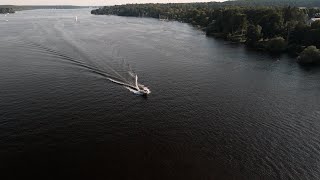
(0, 7, 15, 14)
(91, 0, 320, 65)
(0, 5, 87, 13)
(297, 46, 320, 65)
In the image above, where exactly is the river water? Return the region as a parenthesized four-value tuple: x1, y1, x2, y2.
(1, 9, 320, 179)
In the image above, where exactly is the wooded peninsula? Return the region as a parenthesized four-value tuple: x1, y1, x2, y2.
(0, 5, 87, 13)
(92, 0, 320, 65)
(0, 7, 15, 14)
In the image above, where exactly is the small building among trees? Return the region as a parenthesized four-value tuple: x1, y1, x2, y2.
(308, 13, 320, 25)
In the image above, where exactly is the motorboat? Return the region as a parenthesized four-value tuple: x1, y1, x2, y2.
(135, 75, 150, 96)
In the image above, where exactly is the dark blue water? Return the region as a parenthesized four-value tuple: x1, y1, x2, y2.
(1, 9, 320, 180)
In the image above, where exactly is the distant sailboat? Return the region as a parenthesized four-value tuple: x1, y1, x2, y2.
(75, 16, 78, 22)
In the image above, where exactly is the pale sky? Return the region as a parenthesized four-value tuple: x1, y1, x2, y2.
(1, 0, 225, 6)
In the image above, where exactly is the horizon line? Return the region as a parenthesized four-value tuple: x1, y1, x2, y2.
(0, 1, 226, 6)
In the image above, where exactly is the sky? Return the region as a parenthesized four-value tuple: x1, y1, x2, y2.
(0, 0, 225, 6)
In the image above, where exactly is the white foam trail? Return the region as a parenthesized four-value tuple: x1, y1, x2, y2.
(15, 15, 149, 96)
(125, 86, 142, 95)
(135, 75, 139, 90)
(108, 76, 150, 95)
(107, 77, 137, 90)
(129, 71, 135, 78)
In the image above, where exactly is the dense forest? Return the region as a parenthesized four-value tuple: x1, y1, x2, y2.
(226, 0, 320, 7)
(0, 5, 86, 12)
(0, 7, 15, 14)
(92, 0, 320, 65)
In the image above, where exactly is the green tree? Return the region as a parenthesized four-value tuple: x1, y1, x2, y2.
(232, 13, 248, 34)
(297, 46, 320, 64)
(266, 37, 287, 53)
(258, 11, 284, 39)
(311, 20, 320, 29)
(283, 6, 306, 24)
(285, 20, 298, 42)
(289, 22, 310, 46)
(246, 24, 262, 46)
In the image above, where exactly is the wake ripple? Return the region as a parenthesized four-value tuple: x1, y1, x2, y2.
(10, 38, 145, 94)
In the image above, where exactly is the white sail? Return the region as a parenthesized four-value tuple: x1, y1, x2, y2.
(135, 75, 139, 90)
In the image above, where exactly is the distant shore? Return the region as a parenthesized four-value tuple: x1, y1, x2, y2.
(91, 2, 320, 65)
(0, 5, 90, 12)
(0, 6, 15, 14)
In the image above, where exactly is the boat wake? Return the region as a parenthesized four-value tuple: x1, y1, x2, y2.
(18, 39, 150, 96)
(2, 14, 150, 96)
(107, 74, 151, 96)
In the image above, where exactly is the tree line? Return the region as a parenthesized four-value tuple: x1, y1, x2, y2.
(0, 7, 15, 14)
(91, 1, 320, 65)
(1, 5, 86, 12)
